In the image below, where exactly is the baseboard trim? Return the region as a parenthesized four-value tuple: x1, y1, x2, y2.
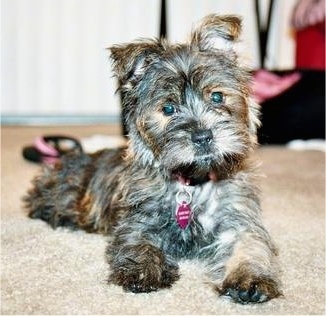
(1, 115, 121, 125)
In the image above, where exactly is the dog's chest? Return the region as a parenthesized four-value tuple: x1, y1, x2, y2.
(170, 181, 219, 227)
(154, 181, 220, 258)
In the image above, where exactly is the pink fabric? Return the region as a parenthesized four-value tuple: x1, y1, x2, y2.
(251, 70, 301, 103)
(34, 137, 59, 157)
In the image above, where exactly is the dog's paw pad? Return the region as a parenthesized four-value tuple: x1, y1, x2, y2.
(218, 273, 281, 304)
(224, 283, 268, 304)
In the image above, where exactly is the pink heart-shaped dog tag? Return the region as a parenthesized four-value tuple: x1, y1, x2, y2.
(176, 202, 191, 229)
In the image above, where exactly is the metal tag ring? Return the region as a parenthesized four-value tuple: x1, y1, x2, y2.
(176, 189, 192, 205)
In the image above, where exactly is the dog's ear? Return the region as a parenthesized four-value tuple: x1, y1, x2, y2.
(109, 40, 163, 87)
(191, 14, 242, 53)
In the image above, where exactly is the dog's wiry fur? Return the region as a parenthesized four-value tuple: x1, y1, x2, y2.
(24, 15, 281, 304)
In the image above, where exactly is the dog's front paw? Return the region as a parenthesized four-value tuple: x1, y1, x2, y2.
(108, 244, 180, 293)
(221, 277, 280, 304)
(218, 265, 281, 304)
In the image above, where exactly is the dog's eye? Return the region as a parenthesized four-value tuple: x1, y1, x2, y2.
(210, 91, 224, 105)
(162, 104, 176, 116)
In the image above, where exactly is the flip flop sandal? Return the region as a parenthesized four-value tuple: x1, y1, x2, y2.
(22, 135, 83, 164)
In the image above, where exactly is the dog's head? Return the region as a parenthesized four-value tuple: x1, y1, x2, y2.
(110, 14, 260, 182)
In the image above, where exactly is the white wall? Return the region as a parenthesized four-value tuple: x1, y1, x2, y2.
(1, 0, 161, 122)
(265, 0, 297, 69)
(167, 0, 261, 68)
(167, 0, 297, 70)
(1, 0, 297, 124)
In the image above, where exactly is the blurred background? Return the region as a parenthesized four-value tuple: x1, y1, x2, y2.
(2, 0, 306, 125)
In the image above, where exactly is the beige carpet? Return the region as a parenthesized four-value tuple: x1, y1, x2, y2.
(1, 125, 325, 315)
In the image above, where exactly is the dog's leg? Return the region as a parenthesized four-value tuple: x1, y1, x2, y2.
(24, 149, 126, 233)
(217, 231, 281, 304)
(106, 219, 180, 293)
(203, 219, 281, 304)
(24, 153, 93, 230)
(199, 181, 281, 304)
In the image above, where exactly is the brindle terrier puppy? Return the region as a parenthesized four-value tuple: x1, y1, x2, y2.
(25, 14, 281, 304)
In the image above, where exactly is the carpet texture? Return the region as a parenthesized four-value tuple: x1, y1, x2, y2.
(1, 125, 325, 315)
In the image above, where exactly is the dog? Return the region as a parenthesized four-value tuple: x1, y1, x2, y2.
(24, 14, 281, 304)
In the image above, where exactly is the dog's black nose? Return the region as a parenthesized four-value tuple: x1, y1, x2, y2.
(191, 129, 213, 146)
